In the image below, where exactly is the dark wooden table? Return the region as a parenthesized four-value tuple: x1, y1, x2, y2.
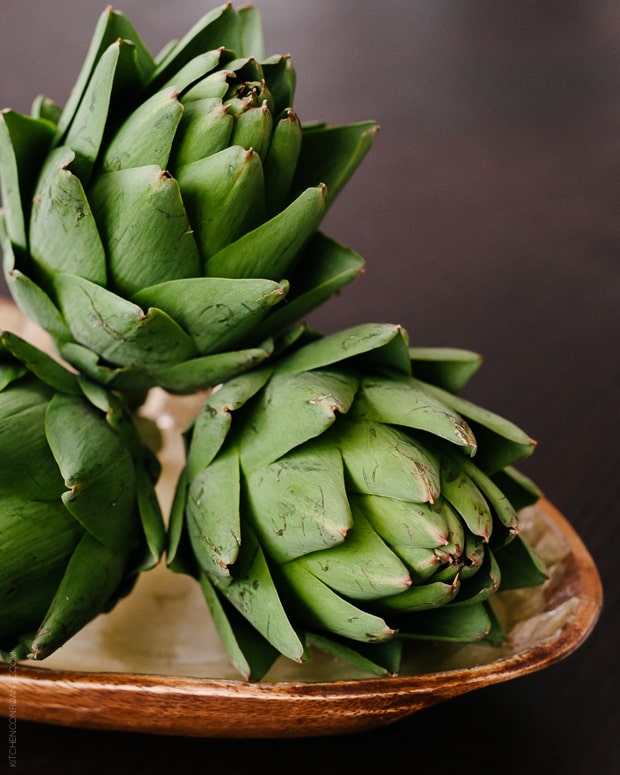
(1, 1, 618, 772)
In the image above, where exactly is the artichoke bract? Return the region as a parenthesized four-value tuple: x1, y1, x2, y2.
(168, 323, 548, 680)
(0, 330, 165, 661)
(0, 3, 377, 394)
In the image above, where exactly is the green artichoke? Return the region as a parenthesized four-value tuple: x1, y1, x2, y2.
(168, 323, 548, 680)
(0, 3, 376, 394)
(0, 329, 164, 661)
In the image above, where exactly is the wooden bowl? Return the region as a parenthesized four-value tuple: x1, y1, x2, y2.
(0, 301, 603, 737)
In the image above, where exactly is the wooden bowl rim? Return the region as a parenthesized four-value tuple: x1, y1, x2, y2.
(0, 498, 602, 736)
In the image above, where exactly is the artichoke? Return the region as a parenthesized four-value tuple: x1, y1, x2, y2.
(0, 4, 549, 682)
(0, 3, 377, 394)
(0, 329, 164, 661)
(168, 323, 548, 680)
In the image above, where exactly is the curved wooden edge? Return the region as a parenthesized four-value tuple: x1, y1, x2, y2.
(0, 499, 603, 737)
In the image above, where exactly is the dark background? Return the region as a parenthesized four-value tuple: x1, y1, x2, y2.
(1, 1, 618, 772)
